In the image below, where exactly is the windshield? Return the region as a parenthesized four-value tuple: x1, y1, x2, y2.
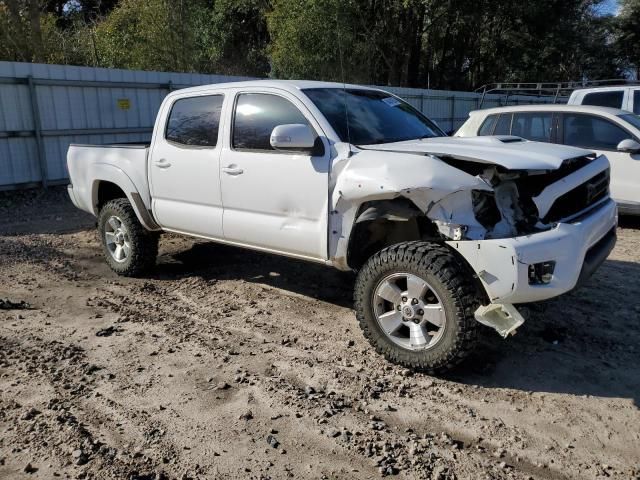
(303, 88, 445, 145)
(619, 113, 640, 132)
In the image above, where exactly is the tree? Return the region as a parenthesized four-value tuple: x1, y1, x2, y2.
(0, 0, 62, 62)
(0, 0, 632, 88)
(89, 0, 271, 75)
(615, 0, 640, 79)
(27, 0, 43, 61)
(90, 0, 194, 71)
(267, 0, 356, 82)
(193, 0, 270, 77)
(268, 0, 623, 89)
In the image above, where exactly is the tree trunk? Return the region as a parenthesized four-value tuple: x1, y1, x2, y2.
(407, 4, 425, 87)
(27, 0, 44, 62)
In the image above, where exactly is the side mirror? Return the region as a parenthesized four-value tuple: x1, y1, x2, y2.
(270, 124, 315, 151)
(617, 138, 640, 153)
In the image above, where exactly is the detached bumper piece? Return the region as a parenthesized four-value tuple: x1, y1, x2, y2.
(474, 303, 525, 338)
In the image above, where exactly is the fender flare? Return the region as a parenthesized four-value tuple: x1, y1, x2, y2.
(90, 163, 161, 231)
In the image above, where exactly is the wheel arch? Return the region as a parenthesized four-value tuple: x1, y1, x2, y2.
(344, 198, 440, 270)
(343, 198, 490, 304)
(90, 165, 160, 231)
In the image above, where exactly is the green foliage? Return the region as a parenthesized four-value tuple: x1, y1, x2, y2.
(267, 0, 627, 88)
(193, 0, 270, 76)
(267, 0, 358, 81)
(0, 0, 635, 89)
(615, 0, 640, 77)
(92, 0, 198, 72)
(0, 1, 90, 63)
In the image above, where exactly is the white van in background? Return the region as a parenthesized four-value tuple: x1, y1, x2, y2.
(568, 86, 640, 114)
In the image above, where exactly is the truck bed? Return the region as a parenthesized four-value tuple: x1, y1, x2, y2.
(67, 143, 152, 217)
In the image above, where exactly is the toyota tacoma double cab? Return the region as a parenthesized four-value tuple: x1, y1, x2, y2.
(67, 80, 617, 373)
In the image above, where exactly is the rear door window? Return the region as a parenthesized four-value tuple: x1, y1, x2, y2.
(582, 91, 624, 109)
(562, 113, 631, 150)
(478, 115, 498, 135)
(493, 113, 512, 135)
(165, 95, 224, 147)
(634, 90, 640, 114)
(511, 112, 553, 142)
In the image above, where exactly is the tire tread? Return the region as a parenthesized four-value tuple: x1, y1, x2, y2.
(354, 241, 479, 374)
(98, 198, 158, 277)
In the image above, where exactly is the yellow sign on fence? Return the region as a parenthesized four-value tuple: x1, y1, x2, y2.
(117, 98, 131, 110)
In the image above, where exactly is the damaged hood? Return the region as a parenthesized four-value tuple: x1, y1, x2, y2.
(361, 135, 594, 170)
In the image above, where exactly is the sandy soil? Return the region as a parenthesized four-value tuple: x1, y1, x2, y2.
(0, 187, 639, 480)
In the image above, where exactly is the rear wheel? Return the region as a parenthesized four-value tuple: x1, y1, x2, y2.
(354, 241, 479, 374)
(97, 198, 158, 276)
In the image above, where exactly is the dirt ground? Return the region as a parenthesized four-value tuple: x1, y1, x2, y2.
(0, 187, 639, 480)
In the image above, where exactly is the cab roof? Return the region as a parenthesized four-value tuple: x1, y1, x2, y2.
(167, 79, 377, 97)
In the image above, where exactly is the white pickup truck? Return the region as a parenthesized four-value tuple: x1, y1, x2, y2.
(67, 80, 617, 373)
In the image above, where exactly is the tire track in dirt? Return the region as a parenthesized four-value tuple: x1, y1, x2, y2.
(1, 190, 639, 479)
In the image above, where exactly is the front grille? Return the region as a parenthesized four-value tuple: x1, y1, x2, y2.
(543, 169, 609, 223)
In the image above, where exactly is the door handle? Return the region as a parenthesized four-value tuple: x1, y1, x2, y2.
(222, 164, 244, 175)
(154, 158, 171, 168)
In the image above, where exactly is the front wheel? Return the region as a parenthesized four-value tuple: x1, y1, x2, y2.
(97, 198, 159, 276)
(354, 241, 479, 374)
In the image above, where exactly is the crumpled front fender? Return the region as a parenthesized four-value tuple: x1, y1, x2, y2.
(329, 147, 491, 269)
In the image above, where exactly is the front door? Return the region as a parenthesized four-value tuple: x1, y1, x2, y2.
(560, 112, 640, 207)
(149, 93, 226, 237)
(219, 90, 330, 260)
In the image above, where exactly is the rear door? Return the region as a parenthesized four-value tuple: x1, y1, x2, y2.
(219, 89, 330, 260)
(510, 111, 554, 143)
(149, 92, 226, 238)
(559, 112, 640, 206)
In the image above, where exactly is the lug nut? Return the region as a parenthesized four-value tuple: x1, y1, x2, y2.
(401, 296, 408, 303)
(418, 309, 424, 315)
(413, 318, 421, 324)
(411, 298, 418, 305)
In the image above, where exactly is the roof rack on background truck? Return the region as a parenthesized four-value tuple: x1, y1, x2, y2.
(476, 79, 640, 107)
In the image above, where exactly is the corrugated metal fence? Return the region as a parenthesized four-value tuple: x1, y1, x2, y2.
(0, 61, 557, 190)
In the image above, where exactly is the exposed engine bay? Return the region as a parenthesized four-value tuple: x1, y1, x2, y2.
(436, 153, 610, 240)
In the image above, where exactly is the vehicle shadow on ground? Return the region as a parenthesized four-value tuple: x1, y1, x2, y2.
(155, 242, 640, 406)
(452, 258, 640, 407)
(155, 241, 355, 308)
(618, 215, 640, 229)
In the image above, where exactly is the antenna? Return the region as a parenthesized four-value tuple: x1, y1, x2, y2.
(335, 11, 353, 156)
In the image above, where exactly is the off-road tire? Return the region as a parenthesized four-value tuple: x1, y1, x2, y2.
(97, 198, 159, 276)
(354, 241, 479, 374)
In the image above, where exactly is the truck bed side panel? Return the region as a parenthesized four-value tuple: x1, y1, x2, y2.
(67, 144, 153, 222)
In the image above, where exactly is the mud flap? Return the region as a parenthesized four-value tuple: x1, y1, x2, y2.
(474, 303, 525, 338)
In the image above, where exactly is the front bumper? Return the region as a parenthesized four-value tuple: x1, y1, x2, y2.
(448, 199, 617, 304)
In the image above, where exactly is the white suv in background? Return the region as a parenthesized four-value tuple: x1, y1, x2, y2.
(568, 86, 640, 114)
(456, 105, 640, 214)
